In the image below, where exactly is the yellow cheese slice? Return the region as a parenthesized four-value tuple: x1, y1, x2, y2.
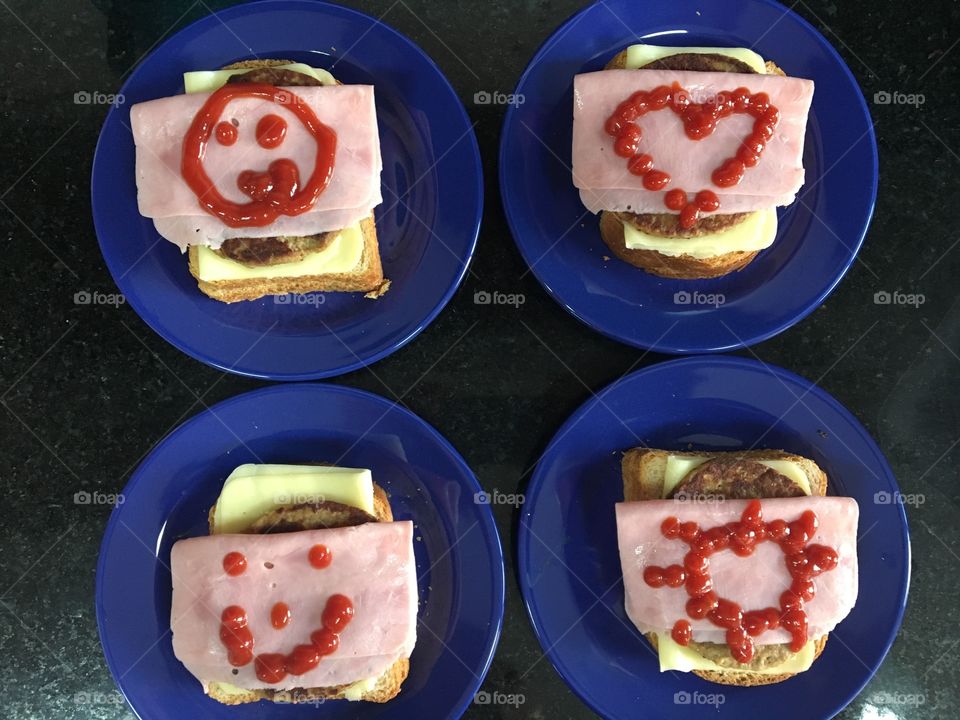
(625, 44, 767, 74)
(184, 63, 336, 94)
(210, 463, 375, 534)
(656, 633, 816, 673)
(622, 207, 778, 259)
(195, 223, 364, 281)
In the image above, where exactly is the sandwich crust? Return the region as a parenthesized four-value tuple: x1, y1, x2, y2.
(621, 446, 830, 685)
(204, 480, 407, 704)
(597, 50, 785, 278)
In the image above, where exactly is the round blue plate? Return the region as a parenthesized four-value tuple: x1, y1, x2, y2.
(92, 0, 481, 380)
(500, 0, 877, 353)
(96, 384, 504, 719)
(519, 356, 909, 720)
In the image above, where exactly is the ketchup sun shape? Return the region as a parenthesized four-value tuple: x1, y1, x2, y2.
(642, 499, 839, 663)
(181, 83, 337, 228)
(604, 83, 780, 228)
(218, 548, 355, 683)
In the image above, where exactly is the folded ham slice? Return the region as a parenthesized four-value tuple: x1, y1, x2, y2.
(572, 70, 814, 215)
(130, 85, 382, 250)
(616, 498, 858, 645)
(170, 521, 417, 690)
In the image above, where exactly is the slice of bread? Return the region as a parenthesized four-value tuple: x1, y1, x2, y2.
(204, 481, 409, 704)
(189, 215, 386, 302)
(597, 50, 785, 279)
(184, 59, 387, 302)
(621, 447, 829, 685)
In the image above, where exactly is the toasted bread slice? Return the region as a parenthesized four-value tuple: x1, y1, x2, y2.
(189, 215, 387, 302)
(185, 59, 387, 302)
(205, 481, 408, 704)
(598, 50, 785, 278)
(621, 446, 829, 685)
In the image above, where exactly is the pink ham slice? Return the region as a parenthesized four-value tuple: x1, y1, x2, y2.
(572, 69, 814, 215)
(170, 521, 417, 691)
(615, 497, 858, 645)
(130, 84, 382, 250)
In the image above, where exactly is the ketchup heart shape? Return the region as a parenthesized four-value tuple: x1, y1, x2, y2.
(643, 499, 839, 663)
(604, 83, 781, 229)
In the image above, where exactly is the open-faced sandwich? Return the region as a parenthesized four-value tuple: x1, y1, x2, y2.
(130, 60, 389, 302)
(615, 448, 859, 684)
(170, 464, 416, 704)
(572, 44, 814, 278)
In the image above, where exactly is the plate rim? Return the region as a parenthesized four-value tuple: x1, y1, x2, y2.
(517, 354, 910, 720)
(94, 382, 505, 720)
(498, 0, 879, 354)
(91, 0, 483, 381)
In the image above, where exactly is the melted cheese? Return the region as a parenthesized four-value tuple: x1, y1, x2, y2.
(183, 63, 336, 94)
(211, 463, 374, 534)
(195, 223, 364, 281)
(622, 207, 778, 259)
(656, 633, 816, 673)
(625, 44, 767, 74)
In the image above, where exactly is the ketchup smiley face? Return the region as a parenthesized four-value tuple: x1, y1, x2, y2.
(642, 499, 839, 663)
(181, 84, 337, 229)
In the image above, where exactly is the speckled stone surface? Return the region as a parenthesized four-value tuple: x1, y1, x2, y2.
(0, 0, 957, 718)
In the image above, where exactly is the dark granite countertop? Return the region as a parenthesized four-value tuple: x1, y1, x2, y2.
(1, 0, 957, 718)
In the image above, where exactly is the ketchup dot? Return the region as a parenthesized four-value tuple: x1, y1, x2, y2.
(215, 121, 237, 146)
(642, 170, 670, 191)
(671, 619, 692, 646)
(271, 602, 291, 629)
(627, 153, 653, 176)
(285, 644, 321, 675)
(223, 551, 247, 576)
(311, 627, 340, 656)
(309, 544, 332, 569)
(256, 114, 288, 149)
(664, 189, 687, 211)
(322, 594, 355, 632)
(254, 653, 288, 684)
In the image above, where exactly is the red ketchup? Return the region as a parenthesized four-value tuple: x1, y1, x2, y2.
(215, 121, 237, 146)
(180, 83, 337, 228)
(256, 114, 288, 149)
(604, 83, 780, 228)
(217, 550, 356, 684)
(222, 551, 247, 576)
(642, 499, 838, 663)
(308, 544, 333, 569)
(271, 602, 291, 629)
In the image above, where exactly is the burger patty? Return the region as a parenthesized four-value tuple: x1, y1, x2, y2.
(671, 458, 807, 499)
(217, 66, 334, 267)
(616, 52, 760, 237)
(250, 500, 377, 533)
(216, 233, 337, 267)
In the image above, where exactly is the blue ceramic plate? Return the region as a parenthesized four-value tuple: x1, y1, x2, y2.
(92, 0, 481, 379)
(96, 384, 504, 719)
(500, 0, 877, 353)
(519, 356, 909, 719)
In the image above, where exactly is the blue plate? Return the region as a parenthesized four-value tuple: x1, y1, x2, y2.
(519, 356, 909, 719)
(500, 0, 877, 353)
(92, 0, 481, 380)
(96, 384, 504, 719)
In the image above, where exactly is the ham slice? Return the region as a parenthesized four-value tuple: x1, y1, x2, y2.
(572, 70, 814, 214)
(170, 521, 417, 690)
(615, 498, 858, 645)
(130, 85, 382, 250)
